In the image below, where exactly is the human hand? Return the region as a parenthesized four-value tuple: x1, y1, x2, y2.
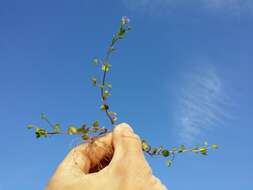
(45, 123, 168, 190)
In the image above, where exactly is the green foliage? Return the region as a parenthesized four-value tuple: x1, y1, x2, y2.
(93, 58, 99, 65)
(104, 90, 111, 97)
(53, 123, 61, 131)
(27, 124, 33, 129)
(68, 126, 78, 134)
(166, 160, 173, 167)
(142, 140, 151, 151)
(105, 83, 112, 89)
(199, 147, 208, 155)
(162, 149, 170, 157)
(191, 147, 199, 153)
(211, 144, 219, 149)
(100, 104, 109, 111)
(108, 111, 118, 122)
(40, 112, 46, 120)
(108, 47, 116, 53)
(178, 145, 186, 153)
(99, 85, 104, 90)
(82, 133, 89, 140)
(91, 77, 97, 86)
(27, 16, 218, 168)
(102, 63, 111, 72)
(35, 128, 47, 138)
(92, 120, 99, 128)
(77, 125, 89, 134)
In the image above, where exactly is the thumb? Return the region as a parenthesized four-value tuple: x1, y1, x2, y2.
(110, 123, 149, 170)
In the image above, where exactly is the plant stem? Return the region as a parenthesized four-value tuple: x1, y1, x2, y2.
(100, 40, 119, 126)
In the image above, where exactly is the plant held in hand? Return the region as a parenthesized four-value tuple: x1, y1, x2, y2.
(27, 16, 218, 168)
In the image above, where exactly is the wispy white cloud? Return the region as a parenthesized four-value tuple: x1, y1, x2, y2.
(176, 63, 232, 144)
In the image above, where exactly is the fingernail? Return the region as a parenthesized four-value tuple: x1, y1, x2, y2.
(114, 123, 134, 135)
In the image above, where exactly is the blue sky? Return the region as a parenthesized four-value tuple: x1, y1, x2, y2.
(0, 0, 252, 189)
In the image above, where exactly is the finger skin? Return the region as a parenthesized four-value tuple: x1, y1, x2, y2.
(45, 123, 168, 190)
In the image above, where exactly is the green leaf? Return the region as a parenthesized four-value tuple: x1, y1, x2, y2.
(102, 63, 111, 72)
(82, 133, 89, 140)
(111, 36, 117, 46)
(108, 46, 116, 53)
(199, 147, 208, 155)
(172, 147, 177, 152)
(211, 144, 219, 149)
(91, 77, 97, 86)
(40, 113, 46, 120)
(191, 148, 199, 153)
(150, 148, 158, 155)
(156, 146, 163, 154)
(141, 141, 151, 152)
(100, 104, 109, 111)
(93, 58, 99, 65)
(27, 124, 33, 129)
(178, 145, 186, 153)
(108, 111, 117, 116)
(102, 65, 108, 72)
(106, 83, 112, 89)
(68, 126, 78, 134)
(104, 90, 111, 97)
(118, 27, 126, 38)
(53, 123, 61, 131)
(162, 149, 170, 157)
(166, 160, 173, 167)
(35, 128, 47, 138)
(108, 111, 117, 122)
(92, 120, 99, 128)
(77, 125, 89, 134)
(112, 117, 118, 122)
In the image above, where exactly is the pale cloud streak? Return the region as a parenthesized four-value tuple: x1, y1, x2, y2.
(176, 64, 232, 144)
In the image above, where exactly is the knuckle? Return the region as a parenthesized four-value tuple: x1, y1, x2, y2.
(149, 176, 167, 190)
